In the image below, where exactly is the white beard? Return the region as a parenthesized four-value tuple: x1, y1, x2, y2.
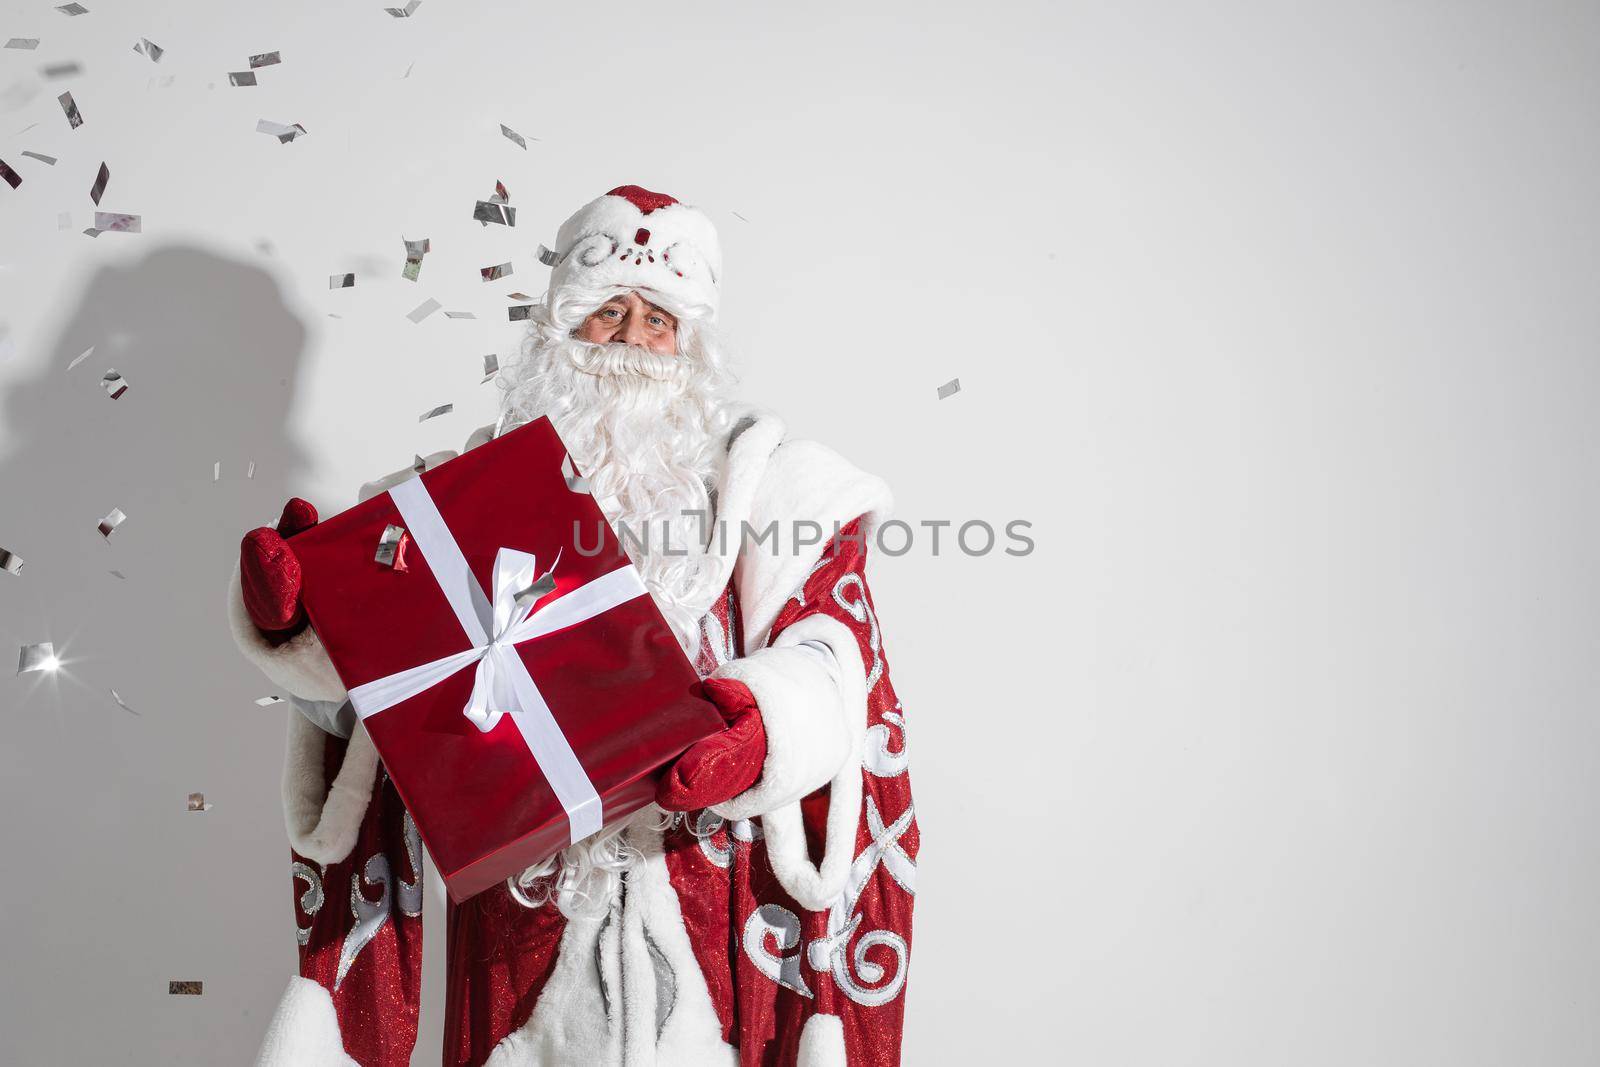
(497, 298, 734, 916)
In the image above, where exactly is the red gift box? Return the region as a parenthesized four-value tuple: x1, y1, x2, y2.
(290, 416, 724, 903)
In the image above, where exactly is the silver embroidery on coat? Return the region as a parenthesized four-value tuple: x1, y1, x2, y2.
(398, 812, 424, 917)
(291, 861, 324, 947)
(743, 903, 812, 998)
(807, 794, 916, 1006)
(335, 853, 392, 989)
(864, 705, 910, 778)
(832, 573, 883, 694)
(694, 810, 732, 868)
(644, 927, 678, 1040)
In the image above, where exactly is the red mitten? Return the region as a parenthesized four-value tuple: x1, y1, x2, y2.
(240, 498, 318, 641)
(656, 677, 768, 811)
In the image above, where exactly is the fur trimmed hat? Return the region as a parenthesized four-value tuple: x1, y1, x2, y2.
(548, 185, 722, 320)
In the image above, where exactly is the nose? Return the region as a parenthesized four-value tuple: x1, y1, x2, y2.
(619, 313, 651, 348)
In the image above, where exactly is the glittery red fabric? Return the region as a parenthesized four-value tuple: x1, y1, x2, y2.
(656, 676, 767, 810)
(291, 738, 423, 1066)
(288, 518, 918, 1065)
(605, 184, 678, 215)
(240, 497, 318, 636)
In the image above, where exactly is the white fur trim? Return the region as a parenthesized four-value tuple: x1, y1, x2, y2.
(227, 562, 348, 704)
(734, 438, 892, 654)
(797, 1013, 848, 1067)
(551, 189, 722, 320)
(255, 976, 358, 1067)
(282, 711, 379, 866)
(712, 614, 868, 911)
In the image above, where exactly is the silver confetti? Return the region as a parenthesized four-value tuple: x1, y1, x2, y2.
(5, 39, 41, 50)
(21, 151, 57, 165)
(499, 123, 527, 149)
(402, 235, 429, 281)
(248, 50, 281, 68)
(411, 454, 426, 473)
(108, 569, 126, 579)
(536, 244, 561, 267)
(56, 3, 89, 15)
(732, 211, 750, 223)
(417, 403, 452, 423)
(329, 273, 355, 289)
(472, 201, 514, 227)
(66, 345, 94, 371)
(93, 212, 141, 233)
(507, 305, 533, 322)
(443, 310, 475, 319)
(40, 61, 82, 79)
(89, 161, 108, 204)
(212, 461, 220, 482)
(375, 523, 408, 568)
(406, 298, 440, 323)
(0, 547, 22, 575)
(58, 91, 82, 129)
(18, 642, 57, 674)
(97, 507, 126, 538)
(135, 38, 164, 62)
(256, 118, 307, 143)
(228, 71, 257, 87)
(247, 459, 256, 479)
(480, 353, 498, 382)
(186, 793, 212, 812)
(480, 261, 512, 282)
(936, 378, 961, 400)
(253, 695, 283, 706)
(384, 0, 422, 16)
(506, 291, 532, 301)
(101, 368, 128, 398)
(109, 689, 138, 714)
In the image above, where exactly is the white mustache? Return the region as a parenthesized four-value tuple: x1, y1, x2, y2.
(565, 341, 681, 382)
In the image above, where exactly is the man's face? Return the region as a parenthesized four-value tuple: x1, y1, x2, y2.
(574, 291, 679, 355)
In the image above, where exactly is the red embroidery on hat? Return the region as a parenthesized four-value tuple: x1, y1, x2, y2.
(634, 227, 651, 246)
(606, 185, 678, 215)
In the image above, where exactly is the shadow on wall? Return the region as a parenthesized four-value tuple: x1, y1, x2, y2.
(0, 245, 313, 1062)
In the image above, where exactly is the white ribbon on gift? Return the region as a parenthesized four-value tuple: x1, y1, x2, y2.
(346, 475, 648, 843)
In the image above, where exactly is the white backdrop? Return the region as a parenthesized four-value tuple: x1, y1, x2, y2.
(2, 1, 1598, 1064)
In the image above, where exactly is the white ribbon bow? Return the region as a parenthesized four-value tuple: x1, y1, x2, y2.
(346, 475, 647, 843)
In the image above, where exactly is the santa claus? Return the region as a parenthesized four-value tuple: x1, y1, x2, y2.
(227, 185, 918, 1066)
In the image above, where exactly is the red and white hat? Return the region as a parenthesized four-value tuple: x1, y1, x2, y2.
(548, 185, 723, 320)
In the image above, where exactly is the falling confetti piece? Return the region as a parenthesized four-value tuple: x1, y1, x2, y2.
(212, 461, 220, 482)
(375, 523, 410, 569)
(97, 507, 127, 538)
(562, 452, 590, 493)
(253, 695, 283, 706)
(256, 118, 307, 143)
(134, 38, 164, 62)
(384, 0, 422, 15)
(247, 460, 256, 479)
(0, 160, 19, 190)
(101, 368, 128, 398)
(473, 201, 514, 227)
(93, 212, 140, 233)
(57, 91, 82, 129)
(108, 569, 126, 579)
(0, 547, 23, 575)
(480, 261, 512, 282)
(508, 305, 533, 322)
(248, 50, 281, 68)
(5, 39, 41, 50)
(443, 310, 476, 320)
(186, 793, 212, 812)
(56, 2, 89, 15)
(506, 291, 532, 301)
(228, 71, 257, 87)
(88, 161, 109, 204)
(402, 235, 429, 281)
(406, 298, 441, 323)
(18, 642, 57, 674)
(66, 345, 94, 370)
(109, 689, 138, 714)
(21, 151, 56, 165)
(418, 403, 452, 423)
(39, 61, 81, 79)
(936, 378, 961, 400)
(480, 353, 498, 382)
(401, 61, 414, 78)
(329, 273, 354, 289)
(536, 245, 561, 267)
(168, 981, 203, 995)
(732, 211, 750, 222)
(500, 123, 527, 149)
